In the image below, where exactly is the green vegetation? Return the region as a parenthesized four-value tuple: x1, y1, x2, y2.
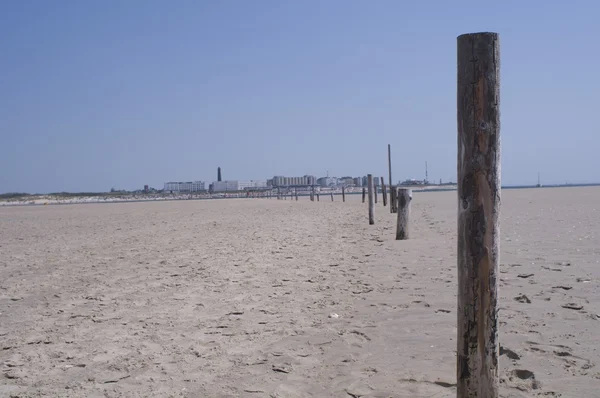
(0, 193, 32, 199)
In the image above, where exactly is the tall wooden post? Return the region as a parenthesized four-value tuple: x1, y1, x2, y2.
(362, 187, 366, 203)
(367, 174, 374, 225)
(374, 185, 378, 204)
(388, 144, 396, 213)
(381, 177, 387, 207)
(457, 32, 500, 398)
(342, 187, 346, 202)
(395, 188, 411, 240)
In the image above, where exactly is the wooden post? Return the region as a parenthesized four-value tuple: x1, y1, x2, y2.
(381, 177, 387, 207)
(331, 192, 334, 201)
(342, 187, 346, 202)
(457, 32, 500, 398)
(317, 193, 320, 202)
(310, 186, 314, 202)
(295, 188, 298, 201)
(374, 183, 378, 204)
(388, 144, 396, 213)
(362, 187, 366, 203)
(395, 188, 411, 240)
(367, 174, 374, 225)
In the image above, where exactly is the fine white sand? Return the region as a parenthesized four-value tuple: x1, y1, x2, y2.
(1, 187, 599, 397)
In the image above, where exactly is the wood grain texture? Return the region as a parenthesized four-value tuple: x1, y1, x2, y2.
(367, 174, 374, 225)
(381, 177, 387, 207)
(456, 32, 501, 398)
(388, 144, 394, 213)
(395, 188, 411, 240)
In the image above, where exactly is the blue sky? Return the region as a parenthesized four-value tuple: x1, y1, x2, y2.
(1, 0, 599, 193)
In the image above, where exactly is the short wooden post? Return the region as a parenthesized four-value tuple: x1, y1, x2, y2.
(395, 188, 411, 240)
(295, 188, 298, 201)
(381, 177, 387, 207)
(331, 192, 334, 201)
(390, 187, 397, 213)
(457, 32, 500, 398)
(362, 187, 366, 203)
(367, 174, 374, 225)
(342, 187, 346, 202)
(317, 193, 320, 202)
(310, 186, 314, 202)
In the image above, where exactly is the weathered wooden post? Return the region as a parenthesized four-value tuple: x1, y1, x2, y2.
(362, 187, 366, 203)
(374, 183, 378, 204)
(395, 188, 411, 240)
(367, 174, 374, 225)
(331, 192, 334, 201)
(342, 186, 346, 202)
(310, 186, 314, 201)
(295, 188, 298, 201)
(317, 193, 320, 202)
(457, 32, 500, 398)
(388, 144, 397, 213)
(381, 177, 387, 207)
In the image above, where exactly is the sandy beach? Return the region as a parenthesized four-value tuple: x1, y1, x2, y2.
(1, 187, 599, 397)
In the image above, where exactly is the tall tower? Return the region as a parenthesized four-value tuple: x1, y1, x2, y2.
(218, 167, 222, 182)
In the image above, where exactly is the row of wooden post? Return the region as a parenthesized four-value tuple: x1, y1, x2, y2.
(267, 32, 501, 398)
(365, 173, 411, 240)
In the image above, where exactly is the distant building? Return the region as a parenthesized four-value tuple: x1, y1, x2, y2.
(211, 180, 267, 192)
(317, 177, 337, 187)
(144, 185, 149, 192)
(353, 177, 362, 187)
(339, 177, 354, 186)
(164, 181, 206, 193)
(270, 175, 316, 187)
(361, 176, 380, 187)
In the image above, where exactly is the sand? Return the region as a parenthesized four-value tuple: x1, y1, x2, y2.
(1, 187, 599, 397)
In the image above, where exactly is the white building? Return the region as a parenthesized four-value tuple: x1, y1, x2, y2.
(211, 180, 268, 192)
(271, 175, 316, 186)
(239, 180, 267, 190)
(211, 181, 240, 192)
(164, 181, 206, 192)
(317, 177, 338, 187)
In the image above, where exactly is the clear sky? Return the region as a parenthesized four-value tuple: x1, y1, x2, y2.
(2, 0, 599, 193)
